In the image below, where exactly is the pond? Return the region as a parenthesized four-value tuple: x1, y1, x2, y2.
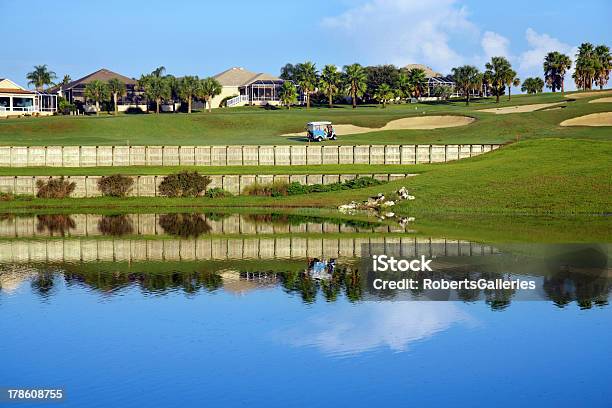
(0, 212, 610, 407)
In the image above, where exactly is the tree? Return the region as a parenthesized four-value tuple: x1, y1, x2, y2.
(451, 65, 482, 106)
(199, 77, 222, 113)
(106, 78, 126, 114)
(573, 43, 596, 90)
(505, 69, 519, 100)
(280, 63, 297, 80)
(178, 76, 201, 113)
(143, 75, 171, 114)
(365, 65, 400, 101)
(319, 64, 341, 108)
(594, 45, 612, 90)
(278, 81, 297, 109)
(84, 80, 109, 115)
(373, 83, 394, 108)
(343, 63, 367, 108)
(295, 61, 318, 108)
(26, 65, 57, 91)
(151, 66, 166, 78)
(406, 68, 427, 98)
(60, 75, 71, 86)
(543, 51, 572, 93)
(396, 72, 410, 101)
(521, 77, 544, 94)
(485, 56, 513, 103)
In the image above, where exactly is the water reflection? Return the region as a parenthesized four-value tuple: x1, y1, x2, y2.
(158, 213, 212, 238)
(98, 215, 134, 236)
(36, 214, 76, 236)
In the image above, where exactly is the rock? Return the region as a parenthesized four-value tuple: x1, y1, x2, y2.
(407, 195, 415, 200)
(385, 212, 395, 218)
(382, 200, 395, 207)
(397, 187, 410, 200)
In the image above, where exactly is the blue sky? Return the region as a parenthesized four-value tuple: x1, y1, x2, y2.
(2, 0, 610, 91)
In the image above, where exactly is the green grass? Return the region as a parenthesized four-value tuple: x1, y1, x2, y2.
(0, 164, 428, 176)
(1, 90, 610, 146)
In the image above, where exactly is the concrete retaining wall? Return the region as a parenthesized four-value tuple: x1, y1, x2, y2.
(0, 173, 414, 197)
(0, 237, 498, 263)
(0, 144, 501, 167)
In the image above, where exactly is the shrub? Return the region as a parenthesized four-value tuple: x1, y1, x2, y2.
(158, 213, 212, 238)
(98, 215, 134, 236)
(36, 214, 76, 236)
(0, 192, 15, 201)
(205, 187, 232, 198)
(158, 171, 211, 197)
(98, 174, 134, 197)
(36, 177, 76, 199)
(243, 181, 290, 197)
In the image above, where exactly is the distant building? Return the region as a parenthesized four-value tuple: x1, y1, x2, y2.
(404, 64, 488, 99)
(0, 78, 57, 117)
(210, 67, 303, 108)
(51, 68, 145, 112)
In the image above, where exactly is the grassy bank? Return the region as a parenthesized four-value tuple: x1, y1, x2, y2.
(2, 139, 609, 216)
(1, 91, 611, 146)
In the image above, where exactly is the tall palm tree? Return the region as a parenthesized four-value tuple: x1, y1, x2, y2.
(26, 65, 57, 91)
(319, 65, 341, 108)
(343, 63, 367, 108)
(143, 76, 171, 114)
(199, 77, 222, 113)
(178, 76, 201, 113)
(451, 65, 482, 106)
(278, 81, 297, 109)
(60, 75, 71, 86)
(406, 68, 427, 98)
(396, 72, 410, 101)
(106, 78, 126, 115)
(295, 61, 318, 108)
(373, 83, 394, 108)
(84, 80, 109, 115)
(505, 70, 519, 100)
(574, 43, 596, 90)
(543, 51, 572, 93)
(151, 66, 166, 78)
(594, 45, 612, 90)
(485, 56, 512, 103)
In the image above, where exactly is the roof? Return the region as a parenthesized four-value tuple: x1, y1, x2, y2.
(49, 68, 137, 92)
(213, 67, 282, 87)
(0, 78, 27, 91)
(404, 64, 442, 78)
(308, 121, 332, 126)
(0, 88, 36, 95)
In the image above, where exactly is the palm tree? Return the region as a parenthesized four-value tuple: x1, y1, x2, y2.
(406, 68, 427, 98)
(143, 76, 171, 114)
(295, 61, 318, 108)
(594, 45, 612, 90)
(199, 77, 222, 113)
(521, 77, 544, 94)
(106, 78, 126, 115)
(396, 72, 410, 101)
(451, 65, 482, 106)
(178, 76, 201, 113)
(543, 51, 572, 93)
(574, 43, 596, 90)
(319, 65, 341, 108)
(26, 65, 57, 91)
(485, 56, 512, 103)
(343, 63, 367, 108)
(505, 70, 519, 100)
(60, 75, 71, 86)
(151, 66, 166, 78)
(278, 81, 297, 109)
(84, 80, 109, 115)
(373, 84, 394, 108)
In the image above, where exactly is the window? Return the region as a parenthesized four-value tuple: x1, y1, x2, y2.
(12, 97, 33, 108)
(0, 97, 9, 107)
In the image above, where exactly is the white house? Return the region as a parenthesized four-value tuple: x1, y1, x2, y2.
(0, 78, 57, 117)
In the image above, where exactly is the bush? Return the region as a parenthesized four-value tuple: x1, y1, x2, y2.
(243, 181, 290, 197)
(0, 192, 15, 201)
(158, 213, 212, 238)
(243, 177, 382, 197)
(158, 171, 211, 197)
(97, 174, 134, 197)
(36, 177, 76, 199)
(98, 215, 134, 236)
(205, 188, 232, 198)
(36, 214, 76, 236)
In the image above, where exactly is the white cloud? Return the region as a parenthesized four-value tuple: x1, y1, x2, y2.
(321, 0, 479, 73)
(274, 302, 474, 356)
(481, 31, 511, 60)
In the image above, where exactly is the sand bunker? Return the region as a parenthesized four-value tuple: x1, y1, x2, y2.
(564, 90, 612, 99)
(589, 97, 612, 103)
(478, 102, 564, 114)
(283, 115, 474, 136)
(560, 112, 612, 127)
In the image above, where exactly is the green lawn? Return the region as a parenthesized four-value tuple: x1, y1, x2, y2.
(0, 90, 610, 146)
